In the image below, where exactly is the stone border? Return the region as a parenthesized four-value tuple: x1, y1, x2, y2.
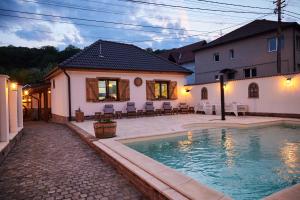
(0, 129, 24, 165)
(66, 122, 230, 200)
(67, 120, 300, 200)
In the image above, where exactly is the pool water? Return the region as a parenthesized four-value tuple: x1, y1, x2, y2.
(126, 125, 300, 200)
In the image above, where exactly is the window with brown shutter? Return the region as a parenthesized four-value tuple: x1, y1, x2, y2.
(86, 78, 130, 102)
(146, 80, 177, 100)
(146, 80, 155, 100)
(118, 79, 130, 101)
(86, 78, 99, 102)
(168, 81, 178, 100)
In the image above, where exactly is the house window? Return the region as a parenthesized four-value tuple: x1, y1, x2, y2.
(154, 81, 169, 99)
(248, 83, 259, 98)
(201, 87, 208, 100)
(213, 53, 220, 62)
(98, 79, 118, 101)
(229, 49, 234, 59)
(227, 72, 235, 80)
(268, 36, 284, 52)
(244, 68, 257, 78)
(296, 36, 300, 50)
(52, 79, 55, 89)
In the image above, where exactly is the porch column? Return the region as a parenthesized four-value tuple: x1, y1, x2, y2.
(8, 81, 18, 134)
(0, 75, 9, 142)
(17, 85, 23, 128)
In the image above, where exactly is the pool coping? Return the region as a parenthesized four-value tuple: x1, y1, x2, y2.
(67, 119, 300, 200)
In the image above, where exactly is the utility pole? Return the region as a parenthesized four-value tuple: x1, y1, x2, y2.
(274, 0, 286, 74)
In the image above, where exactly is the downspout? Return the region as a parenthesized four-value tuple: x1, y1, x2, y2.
(293, 28, 296, 72)
(63, 69, 72, 121)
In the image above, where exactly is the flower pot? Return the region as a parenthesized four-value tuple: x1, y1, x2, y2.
(75, 111, 84, 122)
(93, 121, 117, 139)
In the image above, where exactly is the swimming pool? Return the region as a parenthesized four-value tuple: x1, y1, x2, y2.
(126, 125, 300, 200)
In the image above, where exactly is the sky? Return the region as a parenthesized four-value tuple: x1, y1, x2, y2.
(0, 0, 299, 50)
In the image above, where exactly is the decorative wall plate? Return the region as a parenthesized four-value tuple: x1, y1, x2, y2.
(134, 77, 143, 87)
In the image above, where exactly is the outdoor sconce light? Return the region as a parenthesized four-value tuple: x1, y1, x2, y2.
(223, 83, 227, 89)
(48, 90, 51, 94)
(24, 90, 29, 96)
(10, 82, 17, 91)
(286, 77, 292, 86)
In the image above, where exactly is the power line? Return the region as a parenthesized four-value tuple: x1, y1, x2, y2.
(116, 0, 271, 14)
(20, 0, 261, 21)
(0, 13, 188, 36)
(194, 0, 273, 10)
(0, 8, 206, 33)
(285, 10, 300, 16)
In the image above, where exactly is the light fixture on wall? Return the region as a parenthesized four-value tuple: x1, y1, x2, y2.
(223, 83, 227, 89)
(10, 82, 17, 91)
(24, 90, 29, 96)
(48, 90, 51, 94)
(286, 77, 292, 86)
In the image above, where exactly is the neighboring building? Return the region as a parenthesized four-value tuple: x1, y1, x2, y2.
(45, 40, 191, 122)
(159, 40, 206, 84)
(193, 19, 300, 84)
(186, 19, 300, 118)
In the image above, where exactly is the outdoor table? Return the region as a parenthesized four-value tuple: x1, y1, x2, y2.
(172, 108, 179, 115)
(155, 109, 162, 116)
(137, 110, 144, 117)
(115, 111, 122, 119)
(94, 112, 102, 120)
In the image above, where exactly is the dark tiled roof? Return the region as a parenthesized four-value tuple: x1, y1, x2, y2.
(159, 40, 206, 64)
(59, 40, 191, 74)
(194, 19, 300, 52)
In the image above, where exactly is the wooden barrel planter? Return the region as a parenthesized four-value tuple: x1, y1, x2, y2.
(93, 121, 117, 139)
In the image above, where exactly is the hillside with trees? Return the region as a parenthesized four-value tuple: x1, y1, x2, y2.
(0, 45, 81, 84)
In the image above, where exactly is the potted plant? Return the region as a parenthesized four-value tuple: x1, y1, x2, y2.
(75, 107, 84, 122)
(93, 118, 117, 139)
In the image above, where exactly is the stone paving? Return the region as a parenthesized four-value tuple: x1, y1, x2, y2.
(0, 122, 145, 200)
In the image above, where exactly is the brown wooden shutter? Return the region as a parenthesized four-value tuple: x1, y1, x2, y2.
(146, 80, 155, 100)
(118, 79, 130, 101)
(86, 78, 98, 102)
(169, 81, 178, 100)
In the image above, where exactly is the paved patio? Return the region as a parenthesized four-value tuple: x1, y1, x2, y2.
(72, 114, 300, 139)
(0, 122, 145, 200)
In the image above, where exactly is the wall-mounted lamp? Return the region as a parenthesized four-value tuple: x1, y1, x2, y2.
(223, 83, 227, 89)
(48, 90, 51, 94)
(10, 82, 17, 91)
(286, 77, 292, 86)
(24, 90, 29, 96)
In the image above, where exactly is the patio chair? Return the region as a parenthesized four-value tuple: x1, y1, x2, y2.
(203, 102, 214, 115)
(103, 104, 114, 119)
(162, 102, 172, 115)
(179, 103, 189, 114)
(145, 101, 155, 116)
(126, 102, 137, 117)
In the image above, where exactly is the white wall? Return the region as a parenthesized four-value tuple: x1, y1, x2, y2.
(51, 70, 188, 117)
(188, 74, 300, 114)
(50, 72, 68, 117)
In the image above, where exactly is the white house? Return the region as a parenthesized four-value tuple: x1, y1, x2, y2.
(45, 40, 192, 123)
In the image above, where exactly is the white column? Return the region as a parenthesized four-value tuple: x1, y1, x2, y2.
(8, 82, 18, 134)
(17, 85, 23, 128)
(0, 75, 9, 142)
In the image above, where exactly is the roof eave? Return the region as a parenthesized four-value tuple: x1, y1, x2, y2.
(193, 23, 298, 53)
